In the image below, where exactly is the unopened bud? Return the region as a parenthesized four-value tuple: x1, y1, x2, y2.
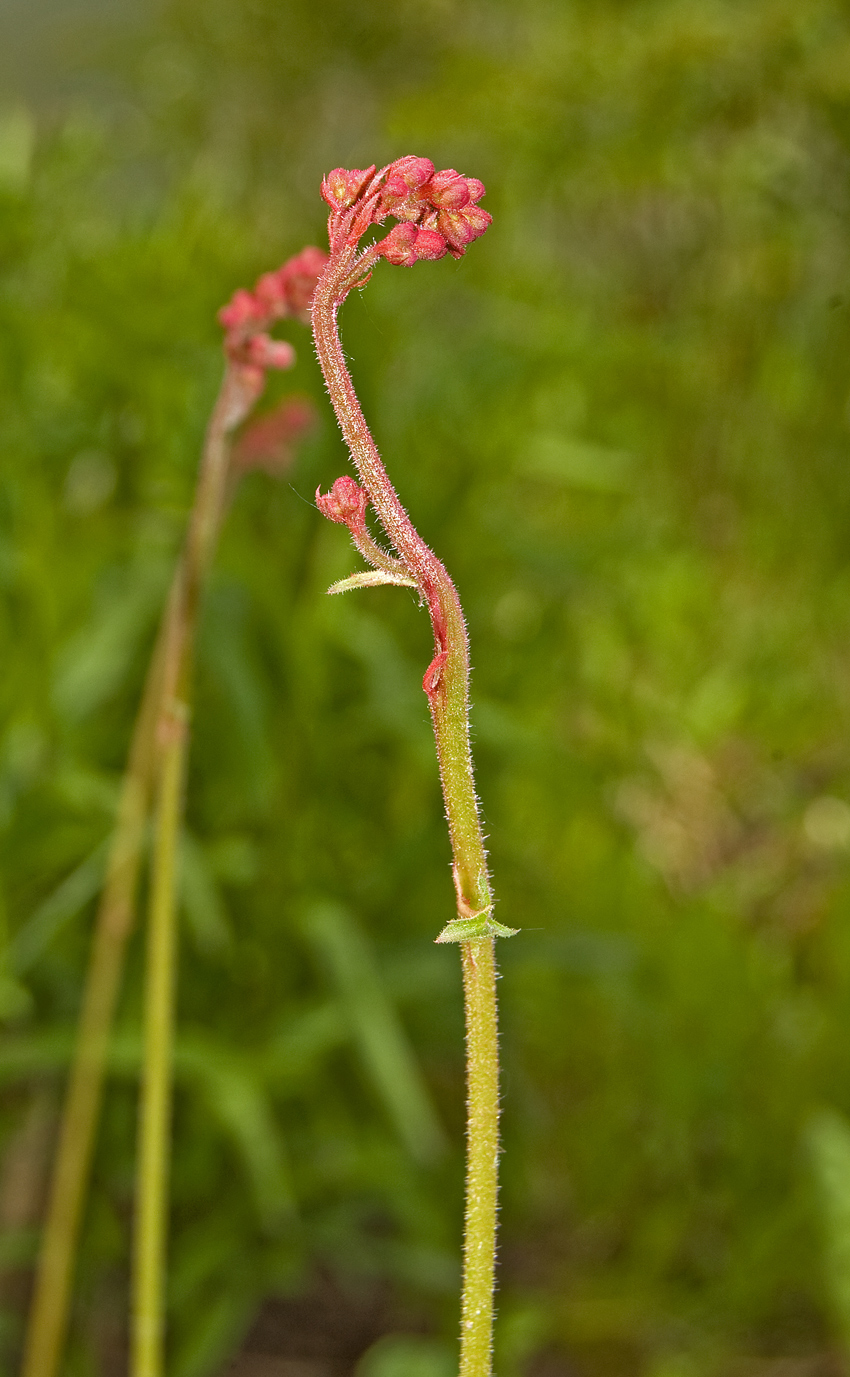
(379, 222, 419, 266)
(434, 204, 493, 257)
(279, 245, 330, 315)
(426, 168, 471, 210)
(321, 166, 376, 212)
(218, 288, 264, 332)
(244, 334, 296, 371)
(254, 269, 289, 314)
(316, 475, 369, 528)
(389, 156, 435, 192)
(380, 156, 436, 218)
(412, 228, 448, 261)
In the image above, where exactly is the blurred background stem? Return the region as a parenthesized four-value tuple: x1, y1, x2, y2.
(20, 597, 169, 1377)
(130, 370, 240, 1377)
(21, 367, 244, 1377)
(133, 721, 187, 1377)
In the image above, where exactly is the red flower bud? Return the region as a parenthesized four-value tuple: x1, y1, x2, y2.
(379, 222, 419, 266)
(278, 246, 330, 315)
(412, 228, 448, 261)
(379, 223, 449, 266)
(244, 334, 296, 371)
(218, 288, 264, 332)
(434, 204, 493, 257)
(316, 475, 369, 528)
(379, 156, 436, 218)
(254, 269, 289, 314)
(388, 155, 435, 192)
(464, 177, 486, 203)
(321, 166, 376, 211)
(426, 168, 471, 210)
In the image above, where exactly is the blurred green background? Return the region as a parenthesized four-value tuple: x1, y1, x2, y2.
(4, 0, 850, 1374)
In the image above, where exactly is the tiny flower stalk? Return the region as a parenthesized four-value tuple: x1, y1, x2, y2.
(133, 248, 325, 1377)
(311, 158, 516, 1377)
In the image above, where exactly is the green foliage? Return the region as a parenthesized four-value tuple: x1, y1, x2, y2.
(5, 0, 850, 1372)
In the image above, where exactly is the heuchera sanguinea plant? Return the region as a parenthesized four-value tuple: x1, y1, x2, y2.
(311, 157, 516, 1377)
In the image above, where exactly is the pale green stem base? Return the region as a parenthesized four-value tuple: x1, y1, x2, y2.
(132, 726, 187, 1377)
(459, 937, 499, 1377)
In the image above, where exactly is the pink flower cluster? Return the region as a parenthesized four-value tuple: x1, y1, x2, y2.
(320, 157, 491, 264)
(218, 245, 329, 380)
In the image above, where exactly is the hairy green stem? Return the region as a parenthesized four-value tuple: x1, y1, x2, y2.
(312, 255, 501, 1376)
(460, 938, 498, 1377)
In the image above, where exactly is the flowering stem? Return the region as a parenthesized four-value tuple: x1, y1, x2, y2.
(312, 223, 511, 1376)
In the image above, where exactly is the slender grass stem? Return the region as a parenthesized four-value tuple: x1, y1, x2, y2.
(20, 604, 168, 1377)
(128, 371, 239, 1377)
(23, 364, 244, 1377)
(132, 724, 187, 1377)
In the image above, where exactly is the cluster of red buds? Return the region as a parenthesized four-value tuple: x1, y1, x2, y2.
(216, 244, 328, 427)
(218, 245, 328, 382)
(320, 156, 491, 266)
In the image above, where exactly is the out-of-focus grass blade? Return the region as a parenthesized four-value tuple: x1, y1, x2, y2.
(52, 568, 166, 722)
(9, 840, 108, 976)
(0, 1029, 295, 1230)
(179, 832, 232, 957)
(303, 900, 447, 1165)
(807, 1108, 850, 1349)
(171, 1283, 255, 1377)
(178, 1036, 296, 1230)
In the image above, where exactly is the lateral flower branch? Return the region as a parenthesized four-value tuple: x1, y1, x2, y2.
(311, 156, 516, 1377)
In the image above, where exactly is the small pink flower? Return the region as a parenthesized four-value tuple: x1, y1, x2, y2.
(321, 166, 377, 212)
(316, 475, 369, 529)
(379, 223, 449, 266)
